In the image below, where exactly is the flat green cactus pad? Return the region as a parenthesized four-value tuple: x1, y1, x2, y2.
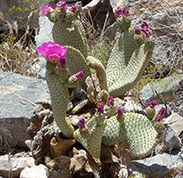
(106, 28, 137, 88)
(73, 116, 107, 162)
(108, 44, 151, 97)
(102, 113, 163, 158)
(46, 62, 75, 138)
(52, 20, 88, 58)
(65, 45, 91, 90)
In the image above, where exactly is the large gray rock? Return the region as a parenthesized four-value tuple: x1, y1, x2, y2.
(155, 125, 181, 155)
(35, 17, 54, 69)
(128, 153, 183, 178)
(0, 72, 50, 154)
(139, 74, 183, 105)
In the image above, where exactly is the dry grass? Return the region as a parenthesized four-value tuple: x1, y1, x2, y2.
(0, 14, 39, 77)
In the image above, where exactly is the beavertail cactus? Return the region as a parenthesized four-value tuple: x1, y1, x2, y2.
(37, 42, 81, 138)
(38, 2, 164, 162)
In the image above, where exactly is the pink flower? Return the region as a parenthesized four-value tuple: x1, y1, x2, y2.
(122, 8, 129, 17)
(69, 5, 77, 13)
(117, 107, 123, 118)
(115, 8, 129, 17)
(39, 4, 54, 17)
(149, 99, 157, 108)
(141, 21, 149, 29)
(78, 118, 88, 131)
(74, 70, 83, 81)
(69, 70, 83, 84)
(97, 103, 104, 114)
(154, 107, 166, 122)
(37, 41, 67, 64)
(56, 1, 67, 12)
(115, 9, 123, 16)
(134, 27, 141, 35)
(143, 28, 151, 38)
(106, 96, 114, 107)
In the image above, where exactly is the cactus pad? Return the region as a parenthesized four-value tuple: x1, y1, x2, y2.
(64, 45, 91, 90)
(102, 113, 164, 158)
(52, 20, 88, 58)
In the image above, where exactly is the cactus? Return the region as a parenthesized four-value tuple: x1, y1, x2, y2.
(41, 2, 155, 97)
(37, 3, 164, 162)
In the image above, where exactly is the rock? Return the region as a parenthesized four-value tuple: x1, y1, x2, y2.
(128, 153, 183, 178)
(50, 136, 76, 158)
(72, 99, 89, 114)
(155, 125, 181, 155)
(35, 16, 54, 69)
(0, 154, 35, 178)
(0, 72, 50, 154)
(70, 148, 88, 173)
(37, 68, 46, 80)
(164, 113, 183, 137)
(31, 120, 61, 160)
(104, 22, 117, 41)
(82, 0, 102, 15)
(70, 147, 100, 177)
(47, 156, 72, 178)
(139, 74, 183, 105)
(0, 1, 36, 31)
(20, 164, 48, 178)
(114, 97, 143, 112)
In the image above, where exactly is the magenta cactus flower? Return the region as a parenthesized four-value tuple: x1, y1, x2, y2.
(59, 58, 66, 70)
(56, 1, 67, 12)
(117, 107, 123, 118)
(115, 9, 123, 16)
(69, 70, 83, 84)
(141, 21, 149, 29)
(78, 118, 88, 131)
(75, 70, 83, 81)
(37, 41, 67, 64)
(134, 27, 141, 35)
(154, 107, 166, 121)
(106, 96, 114, 107)
(69, 5, 77, 13)
(149, 99, 157, 108)
(122, 8, 129, 17)
(143, 28, 151, 38)
(115, 8, 129, 17)
(97, 103, 104, 114)
(39, 4, 54, 17)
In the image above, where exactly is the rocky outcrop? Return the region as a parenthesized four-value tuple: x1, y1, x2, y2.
(139, 74, 183, 105)
(0, 72, 49, 154)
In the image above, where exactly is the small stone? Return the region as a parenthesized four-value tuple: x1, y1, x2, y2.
(20, 164, 48, 178)
(70, 148, 88, 172)
(155, 125, 181, 155)
(50, 135, 76, 158)
(0, 155, 35, 178)
(72, 99, 89, 114)
(47, 156, 72, 178)
(114, 97, 142, 112)
(164, 113, 183, 136)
